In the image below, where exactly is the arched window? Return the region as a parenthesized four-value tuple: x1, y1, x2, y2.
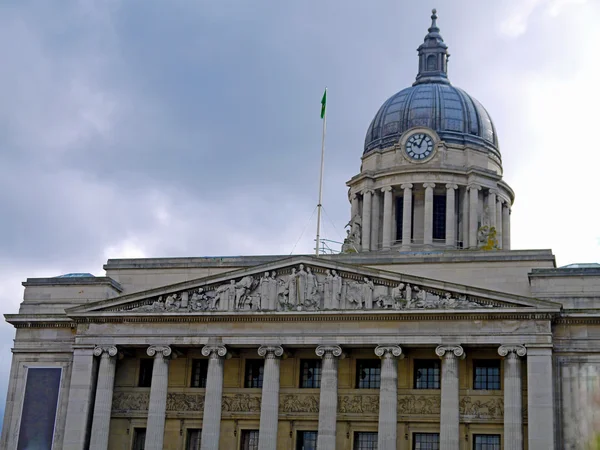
(427, 54, 437, 71)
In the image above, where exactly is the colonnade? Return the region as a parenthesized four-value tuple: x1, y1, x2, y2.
(60, 342, 554, 450)
(351, 183, 511, 252)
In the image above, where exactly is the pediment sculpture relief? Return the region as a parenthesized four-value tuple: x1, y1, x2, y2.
(128, 264, 495, 313)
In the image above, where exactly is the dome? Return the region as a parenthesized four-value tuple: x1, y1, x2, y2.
(363, 10, 499, 157)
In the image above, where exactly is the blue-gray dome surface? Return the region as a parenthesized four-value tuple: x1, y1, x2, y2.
(364, 83, 499, 155)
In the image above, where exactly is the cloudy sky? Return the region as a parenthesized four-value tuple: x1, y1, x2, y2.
(0, 0, 598, 420)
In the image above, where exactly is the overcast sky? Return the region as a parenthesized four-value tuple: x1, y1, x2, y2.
(0, 0, 598, 421)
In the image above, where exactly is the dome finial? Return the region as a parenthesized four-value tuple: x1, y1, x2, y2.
(413, 7, 450, 86)
(430, 9, 439, 32)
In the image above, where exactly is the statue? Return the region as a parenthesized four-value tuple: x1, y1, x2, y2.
(285, 268, 298, 307)
(191, 288, 209, 310)
(235, 276, 255, 310)
(305, 267, 318, 304)
(297, 264, 307, 304)
(214, 281, 235, 310)
(390, 283, 405, 309)
(331, 270, 342, 309)
(342, 214, 362, 253)
(362, 277, 375, 309)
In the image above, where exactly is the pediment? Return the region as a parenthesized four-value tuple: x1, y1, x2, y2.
(67, 256, 561, 317)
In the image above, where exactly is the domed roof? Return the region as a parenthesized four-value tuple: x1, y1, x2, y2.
(364, 10, 499, 157)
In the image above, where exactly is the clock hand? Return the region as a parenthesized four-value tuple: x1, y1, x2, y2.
(419, 135, 426, 146)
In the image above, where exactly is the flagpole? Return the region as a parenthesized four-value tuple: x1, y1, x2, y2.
(315, 88, 327, 257)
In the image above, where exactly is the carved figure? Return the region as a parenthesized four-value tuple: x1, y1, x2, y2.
(323, 270, 333, 309)
(191, 288, 209, 310)
(297, 264, 307, 304)
(345, 214, 362, 245)
(286, 268, 298, 307)
(235, 276, 256, 309)
(362, 277, 375, 309)
(391, 283, 405, 309)
(165, 293, 177, 309)
(305, 267, 318, 304)
(214, 281, 235, 310)
(331, 270, 342, 308)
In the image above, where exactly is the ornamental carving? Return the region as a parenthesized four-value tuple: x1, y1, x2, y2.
(459, 396, 504, 418)
(280, 394, 319, 413)
(397, 395, 441, 415)
(338, 395, 379, 414)
(221, 394, 261, 412)
(112, 392, 150, 412)
(125, 264, 496, 313)
(166, 393, 204, 411)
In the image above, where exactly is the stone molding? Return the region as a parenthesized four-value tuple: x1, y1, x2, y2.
(374, 345, 403, 358)
(315, 345, 343, 358)
(147, 345, 172, 358)
(257, 345, 284, 358)
(435, 344, 465, 359)
(93, 345, 118, 357)
(498, 344, 527, 358)
(201, 345, 227, 358)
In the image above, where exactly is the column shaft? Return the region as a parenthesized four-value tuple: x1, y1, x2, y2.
(468, 185, 480, 248)
(401, 184, 413, 251)
(436, 345, 464, 450)
(362, 190, 373, 251)
(488, 190, 497, 230)
(371, 190, 381, 250)
(499, 345, 526, 450)
(89, 346, 118, 450)
(381, 187, 393, 249)
(423, 183, 435, 247)
(496, 200, 503, 249)
(258, 346, 283, 450)
(376, 346, 402, 450)
(200, 345, 227, 450)
(527, 347, 555, 449)
(144, 346, 172, 450)
(316, 346, 342, 450)
(445, 184, 457, 248)
(502, 205, 511, 250)
(461, 187, 469, 248)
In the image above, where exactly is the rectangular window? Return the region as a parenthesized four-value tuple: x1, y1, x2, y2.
(473, 434, 501, 450)
(414, 360, 440, 389)
(300, 360, 322, 388)
(186, 429, 201, 450)
(473, 360, 501, 390)
(241, 430, 259, 450)
(190, 359, 208, 388)
(354, 432, 378, 449)
(413, 433, 440, 450)
(432, 194, 446, 240)
(133, 428, 146, 450)
(17, 367, 62, 450)
(138, 359, 154, 387)
(356, 359, 381, 389)
(244, 360, 264, 388)
(297, 431, 318, 450)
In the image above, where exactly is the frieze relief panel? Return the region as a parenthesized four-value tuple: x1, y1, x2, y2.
(116, 264, 498, 313)
(459, 395, 504, 419)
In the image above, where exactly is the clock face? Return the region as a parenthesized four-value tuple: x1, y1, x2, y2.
(405, 133, 434, 160)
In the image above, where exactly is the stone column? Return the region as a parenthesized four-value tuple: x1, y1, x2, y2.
(401, 184, 413, 251)
(423, 183, 435, 247)
(351, 193, 359, 219)
(527, 347, 555, 450)
(89, 346, 118, 450)
(200, 345, 228, 450)
(488, 189, 497, 230)
(371, 190, 381, 250)
(381, 187, 393, 250)
(445, 184, 457, 248)
(461, 187, 469, 248)
(496, 199, 503, 249)
(362, 190, 373, 251)
(144, 345, 172, 450)
(502, 204, 511, 250)
(498, 345, 526, 450)
(375, 345, 403, 450)
(316, 345, 343, 450)
(258, 345, 284, 450)
(436, 345, 465, 450)
(468, 185, 481, 249)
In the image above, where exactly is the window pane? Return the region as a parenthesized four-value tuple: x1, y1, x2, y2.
(300, 360, 322, 388)
(354, 432, 378, 450)
(297, 431, 318, 450)
(244, 360, 264, 388)
(191, 360, 208, 388)
(133, 428, 146, 450)
(241, 430, 259, 450)
(139, 359, 154, 387)
(432, 194, 446, 240)
(414, 360, 440, 389)
(186, 429, 201, 450)
(473, 360, 501, 390)
(474, 434, 501, 450)
(356, 360, 381, 389)
(413, 433, 439, 450)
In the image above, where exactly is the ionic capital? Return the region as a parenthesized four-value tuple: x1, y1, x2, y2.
(258, 345, 284, 359)
(201, 344, 228, 359)
(487, 188, 497, 195)
(423, 182, 436, 189)
(445, 183, 458, 190)
(400, 183, 413, 190)
(147, 345, 172, 358)
(435, 345, 465, 359)
(315, 345, 344, 359)
(375, 345, 404, 359)
(498, 345, 526, 358)
(467, 184, 481, 191)
(362, 189, 374, 196)
(93, 345, 118, 358)
(381, 186, 393, 193)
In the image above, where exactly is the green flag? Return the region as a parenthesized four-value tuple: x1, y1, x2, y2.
(320, 89, 327, 119)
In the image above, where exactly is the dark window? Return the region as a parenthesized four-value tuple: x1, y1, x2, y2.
(426, 54, 437, 71)
(300, 360, 322, 388)
(356, 359, 381, 389)
(473, 434, 501, 450)
(241, 430, 259, 450)
(414, 360, 440, 389)
(354, 432, 378, 449)
(297, 431, 318, 450)
(413, 433, 439, 450)
(190, 359, 208, 388)
(473, 360, 501, 390)
(396, 197, 404, 242)
(186, 429, 201, 450)
(138, 359, 153, 387)
(133, 428, 146, 450)
(244, 360, 264, 388)
(432, 194, 446, 240)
